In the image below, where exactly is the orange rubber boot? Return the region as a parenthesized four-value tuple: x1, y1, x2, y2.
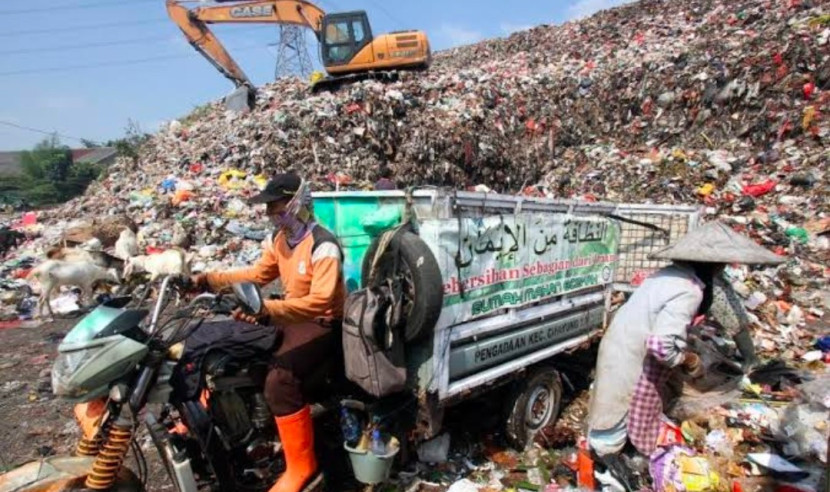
(269, 405, 320, 492)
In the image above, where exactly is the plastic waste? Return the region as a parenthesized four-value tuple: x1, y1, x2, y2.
(417, 433, 450, 463)
(650, 446, 719, 492)
(742, 180, 776, 198)
(785, 227, 809, 244)
(802, 82, 816, 99)
(447, 479, 481, 492)
(49, 292, 80, 315)
(225, 221, 268, 241)
(696, 183, 715, 197)
(576, 437, 595, 489)
(225, 199, 247, 217)
(745, 292, 767, 310)
(340, 407, 362, 447)
(161, 178, 177, 193)
(370, 429, 386, 456)
(218, 169, 248, 189)
(746, 453, 804, 473)
(704, 429, 733, 458)
(774, 405, 829, 463)
(172, 190, 194, 206)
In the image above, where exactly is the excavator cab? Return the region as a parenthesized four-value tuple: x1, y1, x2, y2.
(320, 11, 373, 67)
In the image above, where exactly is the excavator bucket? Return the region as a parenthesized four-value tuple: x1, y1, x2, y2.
(224, 85, 256, 112)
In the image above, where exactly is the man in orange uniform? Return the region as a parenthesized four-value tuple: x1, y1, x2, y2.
(193, 172, 345, 492)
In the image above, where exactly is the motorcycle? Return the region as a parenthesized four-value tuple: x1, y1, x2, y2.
(0, 276, 352, 492)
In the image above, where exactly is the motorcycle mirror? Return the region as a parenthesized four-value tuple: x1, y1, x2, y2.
(232, 282, 264, 315)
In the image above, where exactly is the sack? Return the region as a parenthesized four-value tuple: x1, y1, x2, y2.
(342, 285, 406, 397)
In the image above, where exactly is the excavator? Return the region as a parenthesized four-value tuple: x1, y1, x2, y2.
(167, 0, 432, 106)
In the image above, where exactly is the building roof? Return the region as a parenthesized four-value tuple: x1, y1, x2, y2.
(0, 151, 22, 176)
(0, 147, 117, 176)
(75, 147, 117, 165)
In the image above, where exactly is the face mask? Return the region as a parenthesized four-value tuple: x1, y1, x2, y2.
(267, 213, 284, 229)
(270, 211, 304, 234)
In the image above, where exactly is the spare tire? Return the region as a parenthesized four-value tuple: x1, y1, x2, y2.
(361, 231, 443, 342)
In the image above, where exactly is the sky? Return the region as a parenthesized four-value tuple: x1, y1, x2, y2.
(0, 0, 630, 151)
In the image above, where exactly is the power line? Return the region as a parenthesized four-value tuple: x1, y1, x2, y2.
(0, 25, 279, 55)
(0, 120, 93, 144)
(0, 36, 170, 55)
(0, 44, 266, 77)
(0, 18, 168, 37)
(365, 0, 408, 30)
(0, 0, 158, 15)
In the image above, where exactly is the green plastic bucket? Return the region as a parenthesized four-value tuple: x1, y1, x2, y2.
(344, 443, 400, 485)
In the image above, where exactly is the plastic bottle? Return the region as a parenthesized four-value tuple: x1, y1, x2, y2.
(340, 408, 361, 447)
(370, 429, 386, 456)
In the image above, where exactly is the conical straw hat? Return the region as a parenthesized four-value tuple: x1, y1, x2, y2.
(649, 221, 785, 265)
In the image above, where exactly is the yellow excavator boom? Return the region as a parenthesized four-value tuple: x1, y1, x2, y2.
(166, 0, 326, 88)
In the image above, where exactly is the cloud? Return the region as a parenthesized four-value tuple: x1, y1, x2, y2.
(500, 22, 534, 36)
(439, 23, 483, 48)
(37, 95, 89, 111)
(568, 0, 634, 19)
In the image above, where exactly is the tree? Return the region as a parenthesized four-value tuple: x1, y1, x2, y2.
(81, 138, 101, 148)
(5, 135, 102, 207)
(105, 119, 149, 165)
(19, 134, 73, 182)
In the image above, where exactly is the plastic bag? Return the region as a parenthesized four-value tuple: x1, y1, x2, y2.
(650, 446, 720, 492)
(742, 179, 776, 198)
(774, 404, 829, 463)
(218, 169, 248, 189)
(172, 190, 195, 206)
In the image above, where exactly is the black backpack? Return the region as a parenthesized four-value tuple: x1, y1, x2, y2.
(341, 230, 407, 397)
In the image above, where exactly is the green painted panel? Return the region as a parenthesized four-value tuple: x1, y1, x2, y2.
(314, 194, 406, 292)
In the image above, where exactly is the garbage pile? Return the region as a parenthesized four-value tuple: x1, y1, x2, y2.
(0, 0, 828, 488)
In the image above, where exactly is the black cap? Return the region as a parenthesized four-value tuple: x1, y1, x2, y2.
(248, 173, 301, 205)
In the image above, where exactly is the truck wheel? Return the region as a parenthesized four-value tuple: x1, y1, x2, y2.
(361, 231, 443, 342)
(504, 367, 563, 451)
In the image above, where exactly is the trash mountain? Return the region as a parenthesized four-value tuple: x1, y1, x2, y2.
(78, 0, 827, 205)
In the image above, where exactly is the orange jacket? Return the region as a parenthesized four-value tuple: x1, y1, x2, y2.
(206, 227, 345, 323)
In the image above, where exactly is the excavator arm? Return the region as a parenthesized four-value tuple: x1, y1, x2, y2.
(166, 0, 326, 89)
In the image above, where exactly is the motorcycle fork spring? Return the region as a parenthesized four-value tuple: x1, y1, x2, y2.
(84, 422, 133, 490)
(76, 417, 112, 457)
(76, 435, 103, 457)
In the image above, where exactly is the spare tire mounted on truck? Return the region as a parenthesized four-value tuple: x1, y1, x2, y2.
(361, 230, 443, 342)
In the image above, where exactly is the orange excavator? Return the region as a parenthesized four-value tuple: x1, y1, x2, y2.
(167, 0, 431, 100)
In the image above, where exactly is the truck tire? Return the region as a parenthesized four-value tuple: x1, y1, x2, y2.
(361, 231, 443, 342)
(504, 366, 563, 451)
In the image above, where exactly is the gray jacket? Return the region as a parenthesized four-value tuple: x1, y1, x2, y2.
(588, 264, 704, 431)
